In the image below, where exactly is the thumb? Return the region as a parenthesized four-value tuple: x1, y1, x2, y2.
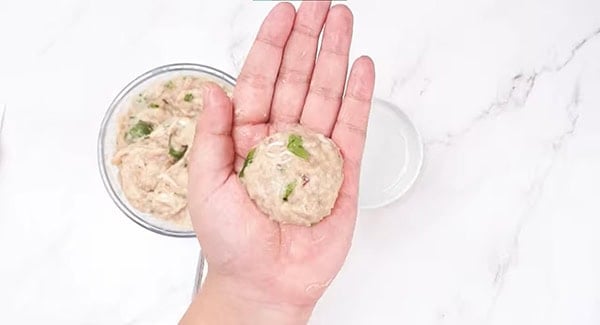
(188, 82, 234, 199)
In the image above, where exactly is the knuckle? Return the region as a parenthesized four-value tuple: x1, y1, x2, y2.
(278, 67, 311, 86)
(309, 85, 343, 102)
(337, 118, 367, 137)
(237, 71, 273, 90)
(293, 22, 320, 39)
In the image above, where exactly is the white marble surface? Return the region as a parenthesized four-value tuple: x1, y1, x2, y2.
(1, 0, 599, 324)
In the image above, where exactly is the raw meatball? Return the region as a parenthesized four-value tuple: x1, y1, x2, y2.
(239, 126, 344, 226)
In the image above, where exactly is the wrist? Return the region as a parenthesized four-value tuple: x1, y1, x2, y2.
(181, 272, 314, 325)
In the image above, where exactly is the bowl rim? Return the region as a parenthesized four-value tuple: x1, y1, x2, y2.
(97, 63, 237, 238)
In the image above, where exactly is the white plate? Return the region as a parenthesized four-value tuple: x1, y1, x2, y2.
(359, 98, 423, 209)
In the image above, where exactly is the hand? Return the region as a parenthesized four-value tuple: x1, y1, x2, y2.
(182, 2, 375, 324)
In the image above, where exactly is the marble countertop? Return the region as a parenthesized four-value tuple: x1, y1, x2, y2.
(1, 0, 599, 324)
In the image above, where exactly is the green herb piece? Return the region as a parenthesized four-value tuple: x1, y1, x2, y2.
(238, 148, 256, 178)
(184, 93, 194, 102)
(169, 144, 188, 161)
(283, 180, 297, 202)
(164, 81, 175, 89)
(168, 135, 188, 161)
(128, 120, 153, 139)
(148, 103, 160, 108)
(287, 134, 309, 160)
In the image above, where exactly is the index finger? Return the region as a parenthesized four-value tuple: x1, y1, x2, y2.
(233, 3, 296, 125)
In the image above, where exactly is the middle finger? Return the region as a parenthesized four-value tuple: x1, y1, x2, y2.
(269, 1, 331, 130)
(300, 5, 353, 136)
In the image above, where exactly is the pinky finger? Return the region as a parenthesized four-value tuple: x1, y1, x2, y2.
(331, 56, 375, 194)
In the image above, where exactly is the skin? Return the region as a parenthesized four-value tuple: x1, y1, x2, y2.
(181, 2, 375, 324)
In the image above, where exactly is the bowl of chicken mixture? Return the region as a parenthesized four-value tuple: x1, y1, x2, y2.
(98, 64, 235, 237)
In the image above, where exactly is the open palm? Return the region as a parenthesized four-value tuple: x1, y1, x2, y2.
(188, 2, 375, 308)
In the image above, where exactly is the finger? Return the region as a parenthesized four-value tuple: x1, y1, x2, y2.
(300, 4, 353, 136)
(188, 83, 235, 199)
(233, 3, 296, 125)
(269, 1, 331, 128)
(331, 56, 375, 199)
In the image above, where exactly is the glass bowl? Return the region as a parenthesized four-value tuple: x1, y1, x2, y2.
(97, 63, 236, 238)
(359, 98, 423, 209)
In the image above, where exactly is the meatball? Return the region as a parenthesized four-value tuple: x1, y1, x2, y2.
(239, 126, 344, 226)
